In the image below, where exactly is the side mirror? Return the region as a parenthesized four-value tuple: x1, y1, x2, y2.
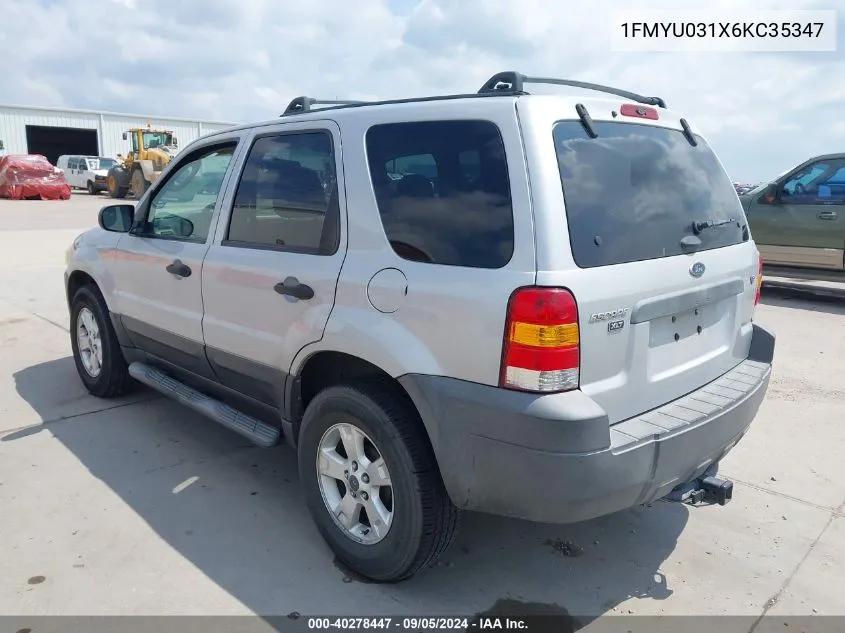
(0, 140, 4, 150)
(178, 217, 193, 237)
(98, 204, 135, 233)
(757, 183, 779, 205)
(172, 137, 179, 147)
(152, 215, 194, 237)
(122, 132, 128, 141)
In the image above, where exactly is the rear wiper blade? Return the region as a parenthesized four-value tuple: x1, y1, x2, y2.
(692, 218, 736, 235)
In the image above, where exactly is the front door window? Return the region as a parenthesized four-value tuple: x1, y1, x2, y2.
(144, 144, 236, 242)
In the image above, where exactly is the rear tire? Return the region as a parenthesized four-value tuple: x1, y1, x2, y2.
(69, 285, 133, 398)
(297, 381, 460, 583)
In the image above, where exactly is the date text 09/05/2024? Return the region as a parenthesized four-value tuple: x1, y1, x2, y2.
(619, 21, 825, 38)
(306, 617, 531, 630)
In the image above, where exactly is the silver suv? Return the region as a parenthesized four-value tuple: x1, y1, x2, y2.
(64, 72, 775, 582)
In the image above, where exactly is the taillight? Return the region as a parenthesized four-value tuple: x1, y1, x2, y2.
(500, 287, 580, 393)
(754, 253, 763, 306)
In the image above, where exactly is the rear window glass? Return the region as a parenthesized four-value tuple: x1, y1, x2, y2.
(366, 120, 514, 269)
(553, 121, 747, 268)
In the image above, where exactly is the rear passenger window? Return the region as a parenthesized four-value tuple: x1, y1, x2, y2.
(226, 131, 339, 255)
(365, 120, 514, 269)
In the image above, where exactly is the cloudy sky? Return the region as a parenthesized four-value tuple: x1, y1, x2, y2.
(0, 0, 841, 182)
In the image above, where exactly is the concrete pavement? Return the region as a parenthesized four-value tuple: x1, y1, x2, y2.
(1, 194, 843, 625)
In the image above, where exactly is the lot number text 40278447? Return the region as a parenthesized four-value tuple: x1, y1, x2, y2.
(306, 616, 533, 630)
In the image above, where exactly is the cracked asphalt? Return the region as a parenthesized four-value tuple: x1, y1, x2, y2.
(1, 195, 843, 627)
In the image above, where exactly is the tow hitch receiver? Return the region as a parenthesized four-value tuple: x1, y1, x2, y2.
(664, 469, 734, 507)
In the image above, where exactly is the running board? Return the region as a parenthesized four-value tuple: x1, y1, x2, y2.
(128, 361, 281, 448)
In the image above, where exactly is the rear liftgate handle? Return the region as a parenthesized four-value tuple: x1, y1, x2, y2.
(165, 259, 192, 278)
(274, 276, 314, 300)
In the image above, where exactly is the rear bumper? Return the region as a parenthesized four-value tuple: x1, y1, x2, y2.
(399, 323, 775, 524)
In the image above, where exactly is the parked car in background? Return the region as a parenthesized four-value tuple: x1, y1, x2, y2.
(0, 154, 71, 200)
(57, 155, 119, 195)
(734, 183, 757, 196)
(740, 153, 845, 276)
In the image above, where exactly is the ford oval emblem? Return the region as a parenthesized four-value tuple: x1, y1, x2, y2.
(689, 262, 706, 278)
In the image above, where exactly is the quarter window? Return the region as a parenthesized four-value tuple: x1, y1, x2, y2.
(226, 131, 339, 254)
(365, 120, 514, 269)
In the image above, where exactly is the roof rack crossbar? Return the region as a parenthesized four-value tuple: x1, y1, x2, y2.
(282, 96, 369, 116)
(478, 72, 667, 108)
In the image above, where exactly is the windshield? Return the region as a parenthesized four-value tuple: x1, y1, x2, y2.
(553, 121, 747, 268)
(143, 131, 173, 149)
(87, 158, 117, 170)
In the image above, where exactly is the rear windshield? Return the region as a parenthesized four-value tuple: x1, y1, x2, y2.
(553, 121, 747, 268)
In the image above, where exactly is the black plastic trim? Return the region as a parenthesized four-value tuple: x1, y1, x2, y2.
(126, 348, 282, 428)
(680, 118, 698, 146)
(397, 323, 774, 524)
(478, 71, 667, 108)
(748, 323, 776, 364)
(397, 375, 611, 456)
(114, 312, 293, 423)
(204, 345, 288, 409)
(575, 103, 598, 139)
(119, 314, 217, 381)
(282, 96, 368, 116)
(109, 312, 135, 348)
(268, 92, 516, 118)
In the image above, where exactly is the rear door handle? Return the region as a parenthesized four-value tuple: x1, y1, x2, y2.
(818, 210, 838, 220)
(165, 259, 192, 277)
(274, 276, 314, 300)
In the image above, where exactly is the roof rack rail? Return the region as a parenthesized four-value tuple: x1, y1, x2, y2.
(281, 96, 369, 116)
(477, 71, 667, 108)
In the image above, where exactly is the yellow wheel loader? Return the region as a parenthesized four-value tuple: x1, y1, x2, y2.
(107, 124, 180, 199)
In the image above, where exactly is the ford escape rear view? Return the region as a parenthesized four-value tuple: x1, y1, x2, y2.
(65, 71, 775, 583)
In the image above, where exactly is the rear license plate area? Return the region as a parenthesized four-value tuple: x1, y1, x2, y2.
(649, 302, 724, 348)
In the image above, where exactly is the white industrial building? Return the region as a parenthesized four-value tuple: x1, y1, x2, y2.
(0, 104, 237, 166)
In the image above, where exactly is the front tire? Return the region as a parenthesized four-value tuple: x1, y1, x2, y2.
(107, 169, 128, 199)
(130, 166, 149, 199)
(69, 285, 133, 398)
(86, 180, 99, 195)
(298, 382, 460, 582)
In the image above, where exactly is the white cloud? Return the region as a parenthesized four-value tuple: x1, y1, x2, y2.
(0, 0, 842, 182)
